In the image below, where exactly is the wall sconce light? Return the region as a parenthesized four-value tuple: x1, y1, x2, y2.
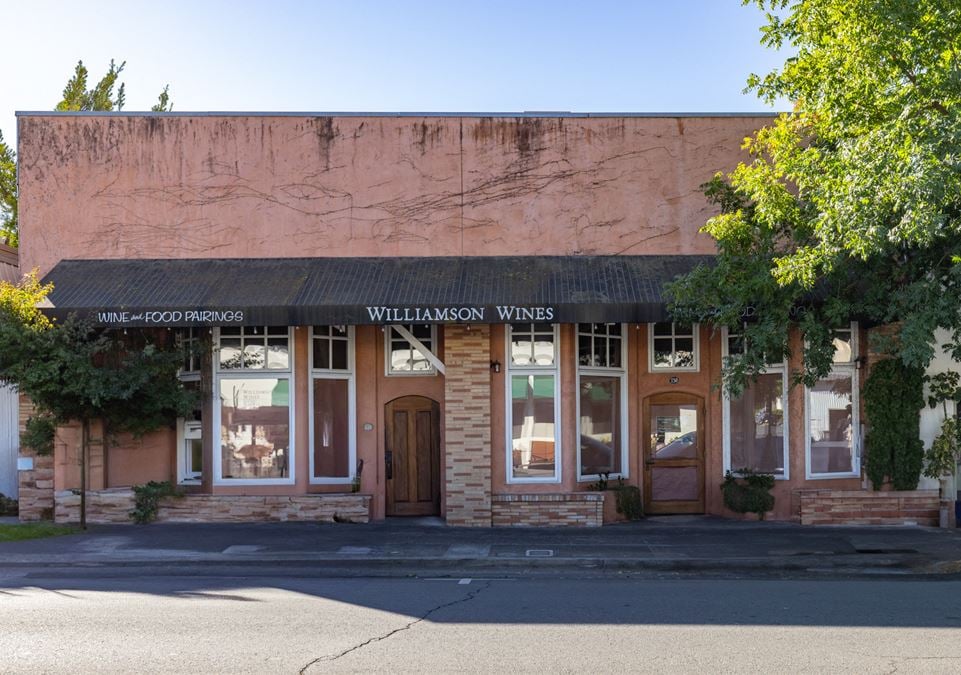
(490, 360, 501, 374)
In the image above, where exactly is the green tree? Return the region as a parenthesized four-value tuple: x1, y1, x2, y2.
(0, 131, 17, 247)
(0, 273, 194, 527)
(669, 0, 961, 392)
(0, 60, 172, 246)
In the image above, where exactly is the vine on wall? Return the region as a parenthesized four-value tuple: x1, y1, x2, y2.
(863, 359, 925, 490)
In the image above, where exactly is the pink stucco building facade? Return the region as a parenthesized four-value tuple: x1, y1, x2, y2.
(13, 112, 939, 526)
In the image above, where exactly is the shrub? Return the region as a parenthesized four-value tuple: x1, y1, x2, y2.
(130, 481, 181, 524)
(721, 470, 775, 520)
(863, 359, 925, 490)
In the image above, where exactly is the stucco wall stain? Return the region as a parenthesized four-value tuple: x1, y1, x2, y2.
(18, 115, 768, 272)
(312, 116, 337, 171)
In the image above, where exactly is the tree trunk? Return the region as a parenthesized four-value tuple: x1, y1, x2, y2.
(80, 418, 88, 530)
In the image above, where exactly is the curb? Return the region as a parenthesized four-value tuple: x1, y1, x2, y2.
(0, 554, 937, 576)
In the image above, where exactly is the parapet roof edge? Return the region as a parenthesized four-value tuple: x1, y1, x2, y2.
(16, 110, 781, 119)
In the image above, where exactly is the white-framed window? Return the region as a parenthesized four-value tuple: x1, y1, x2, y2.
(507, 322, 561, 483)
(721, 326, 789, 479)
(805, 322, 860, 479)
(310, 326, 356, 485)
(577, 323, 628, 480)
(175, 328, 203, 484)
(649, 322, 700, 371)
(178, 417, 203, 482)
(213, 326, 295, 485)
(386, 324, 438, 375)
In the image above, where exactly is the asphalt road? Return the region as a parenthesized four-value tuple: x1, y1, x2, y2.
(3, 570, 961, 673)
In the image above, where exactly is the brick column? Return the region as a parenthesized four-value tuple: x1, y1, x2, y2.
(443, 325, 492, 527)
(17, 395, 55, 521)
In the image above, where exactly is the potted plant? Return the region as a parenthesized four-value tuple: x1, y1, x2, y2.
(922, 372, 961, 527)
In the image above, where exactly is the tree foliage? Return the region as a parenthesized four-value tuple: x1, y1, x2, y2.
(0, 131, 16, 247)
(0, 273, 194, 453)
(0, 60, 172, 246)
(668, 0, 961, 392)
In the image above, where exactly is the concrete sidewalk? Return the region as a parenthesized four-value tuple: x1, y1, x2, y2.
(3, 516, 961, 576)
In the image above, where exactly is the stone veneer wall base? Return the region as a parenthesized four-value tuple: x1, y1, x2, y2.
(492, 493, 604, 527)
(17, 395, 55, 521)
(796, 489, 939, 526)
(54, 489, 371, 524)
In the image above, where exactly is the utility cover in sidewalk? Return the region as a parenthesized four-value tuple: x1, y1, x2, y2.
(526, 549, 554, 558)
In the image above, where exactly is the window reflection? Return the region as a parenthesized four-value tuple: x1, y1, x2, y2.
(730, 373, 785, 475)
(511, 374, 556, 478)
(579, 376, 622, 476)
(220, 378, 290, 479)
(808, 373, 854, 474)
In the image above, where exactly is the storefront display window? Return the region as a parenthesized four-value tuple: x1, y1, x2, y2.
(215, 327, 295, 484)
(806, 323, 860, 479)
(507, 323, 560, 482)
(577, 324, 627, 479)
(722, 327, 789, 477)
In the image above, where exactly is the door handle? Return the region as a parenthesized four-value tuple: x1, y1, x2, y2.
(385, 451, 393, 480)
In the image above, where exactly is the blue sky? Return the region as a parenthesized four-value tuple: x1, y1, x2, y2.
(0, 0, 789, 146)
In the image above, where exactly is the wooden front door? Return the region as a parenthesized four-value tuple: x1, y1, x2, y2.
(385, 396, 441, 517)
(643, 393, 705, 514)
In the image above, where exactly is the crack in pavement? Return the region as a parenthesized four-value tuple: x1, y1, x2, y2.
(299, 581, 492, 673)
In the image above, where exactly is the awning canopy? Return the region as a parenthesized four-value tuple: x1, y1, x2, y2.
(40, 255, 713, 327)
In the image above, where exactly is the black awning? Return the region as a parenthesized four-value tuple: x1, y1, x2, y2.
(40, 255, 714, 327)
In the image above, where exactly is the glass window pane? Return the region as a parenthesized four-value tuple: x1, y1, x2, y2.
(653, 338, 673, 367)
(650, 403, 698, 459)
(675, 324, 693, 336)
(188, 438, 203, 475)
(511, 374, 556, 479)
(730, 373, 785, 475)
(674, 338, 695, 368)
(411, 324, 432, 340)
(591, 335, 606, 368)
(220, 327, 241, 336)
(653, 322, 672, 336)
(391, 345, 412, 371)
(313, 378, 350, 479)
(532, 323, 552, 333)
(313, 339, 330, 370)
(809, 373, 855, 474)
(579, 375, 622, 476)
(244, 326, 263, 337)
(727, 334, 745, 356)
(533, 338, 555, 366)
(331, 325, 348, 338)
(410, 349, 431, 371)
(607, 336, 622, 369)
(832, 330, 853, 363)
(267, 326, 287, 335)
(266, 338, 289, 369)
(220, 378, 290, 480)
(607, 323, 622, 337)
(243, 342, 266, 369)
(219, 338, 242, 369)
(331, 339, 348, 370)
(511, 338, 532, 366)
(578, 334, 593, 366)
